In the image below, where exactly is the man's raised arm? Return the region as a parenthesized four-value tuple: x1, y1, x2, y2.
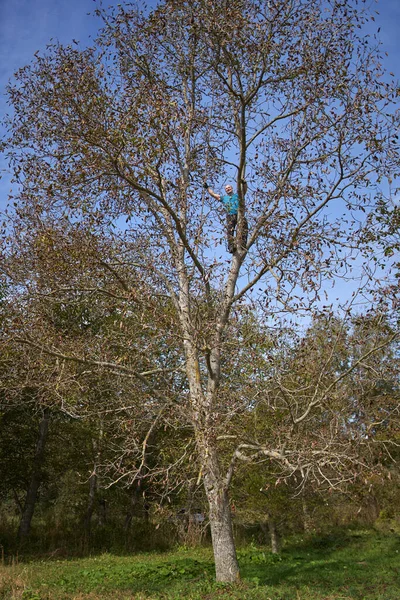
(204, 182, 221, 201)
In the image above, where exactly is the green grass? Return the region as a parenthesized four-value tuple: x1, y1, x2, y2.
(0, 529, 399, 599)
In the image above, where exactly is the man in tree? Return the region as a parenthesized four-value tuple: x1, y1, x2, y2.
(204, 181, 248, 253)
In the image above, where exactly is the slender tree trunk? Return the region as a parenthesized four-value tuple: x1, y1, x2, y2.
(17, 407, 50, 542)
(143, 498, 150, 523)
(260, 515, 280, 553)
(98, 498, 107, 526)
(182, 309, 239, 581)
(124, 479, 141, 532)
(84, 422, 104, 539)
(302, 496, 313, 533)
(267, 515, 280, 554)
(84, 470, 97, 538)
(368, 494, 380, 523)
(13, 489, 23, 515)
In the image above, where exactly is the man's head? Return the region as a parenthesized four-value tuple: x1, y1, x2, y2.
(224, 184, 234, 195)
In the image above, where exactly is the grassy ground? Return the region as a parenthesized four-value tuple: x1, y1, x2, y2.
(0, 529, 399, 599)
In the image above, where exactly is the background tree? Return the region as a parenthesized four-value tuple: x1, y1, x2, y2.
(1, 0, 399, 582)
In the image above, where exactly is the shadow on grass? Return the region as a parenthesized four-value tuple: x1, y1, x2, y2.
(240, 530, 400, 598)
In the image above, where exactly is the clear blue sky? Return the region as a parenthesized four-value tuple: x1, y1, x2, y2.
(0, 0, 399, 212)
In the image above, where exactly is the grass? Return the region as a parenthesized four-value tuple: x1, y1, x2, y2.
(0, 529, 399, 599)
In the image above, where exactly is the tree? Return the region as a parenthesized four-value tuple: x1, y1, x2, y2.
(2, 0, 398, 581)
(16, 406, 51, 542)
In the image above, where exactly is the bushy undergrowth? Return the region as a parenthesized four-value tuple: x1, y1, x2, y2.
(0, 529, 399, 599)
(0, 517, 178, 558)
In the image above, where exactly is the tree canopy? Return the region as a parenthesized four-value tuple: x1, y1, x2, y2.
(1, 0, 399, 582)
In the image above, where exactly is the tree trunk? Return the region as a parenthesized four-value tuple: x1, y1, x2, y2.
(260, 515, 280, 553)
(302, 496, 313, 533)
(267, 515, 280, 554)
(184, 335, 239, 581)
(84, 470, 97, 538)
(17, 407, 50, 542)
(84, 424, 104, 539)
(202, 445, 240, 582)
(206, 485, 239, 581)
(98, 498, 107, 526)
(13, 489, 23, 515)
(124, 478, 143, 532)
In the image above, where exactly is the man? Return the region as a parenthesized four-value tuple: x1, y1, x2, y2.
(204, 181, 248, 253)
